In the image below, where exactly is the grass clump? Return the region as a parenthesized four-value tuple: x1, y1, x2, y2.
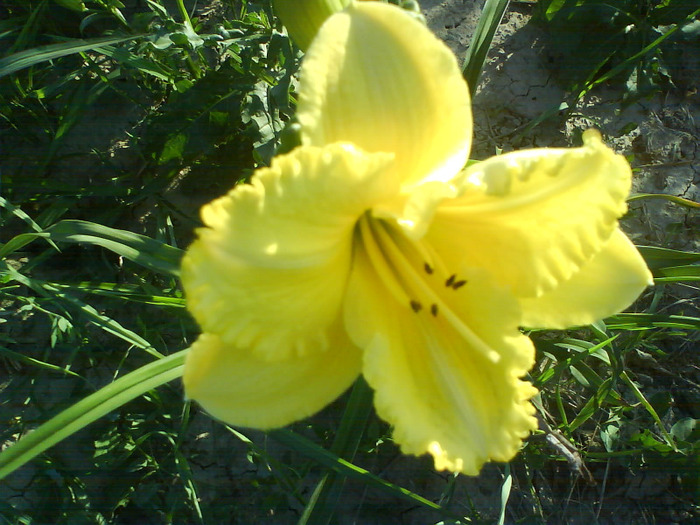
(0, 1, 699, 523)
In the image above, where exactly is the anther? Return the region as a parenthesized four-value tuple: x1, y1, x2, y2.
(410, 300, 422, 313)
(445, 274, 456, 287)
(424, 263, 433, 275)
(452, 280, 467, 290)
(430, 304, 438, 316)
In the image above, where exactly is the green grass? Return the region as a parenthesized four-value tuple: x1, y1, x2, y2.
(1, 0, 698, 523)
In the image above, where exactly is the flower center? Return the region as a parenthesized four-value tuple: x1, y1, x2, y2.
(355, 213, 499, 362)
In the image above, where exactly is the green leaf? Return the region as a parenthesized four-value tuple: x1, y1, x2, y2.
(653, 264, 700, 282)
(52, 0, 86, 12)
(53, 282, 186, 308)
(3, 264, 166, 359)
(670, 418, 697, 442)
(0, 350, 186, 481)
(638, 246, 700, 270)
(462, 0, 510, 96)
(299, 377, 374, 525)
(568, 378, 612, 431)
(621, 371, 676, 450)
(0, 35, 141, 79)
(606, 313, 700, 331)
(498, 464, 512, 525)
(0, 346, 83, 379)
(0, 220, 183, 277)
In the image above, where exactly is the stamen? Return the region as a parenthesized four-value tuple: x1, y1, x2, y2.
(370, 219, 501, 363)
(445, 274, 456, 287)
(357, 216, 411, 306)
(430, 304, 439, 316)
(410, 300, 422, 313)
(424, 263, 434, 274)
(452, 280, 467, 290)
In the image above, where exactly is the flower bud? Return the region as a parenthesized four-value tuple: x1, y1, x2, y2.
(273, 0, 353, 50)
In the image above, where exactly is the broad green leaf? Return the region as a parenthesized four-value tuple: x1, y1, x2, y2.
(670, 418, 697, 442)
(0, 350, 186, 481)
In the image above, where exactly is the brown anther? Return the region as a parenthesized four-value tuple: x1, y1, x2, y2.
(430, 304, 438, 316)
(410, 300, 422, 313)
(445, 274, 456, 287)
(424, 263, 433, 275)
(452, 280, 467, 290)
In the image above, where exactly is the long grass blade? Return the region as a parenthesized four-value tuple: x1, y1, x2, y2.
(653, 265, 700, 283)
(0, 219, 183, 277)
(269, 429, 466, 522)
(0, 350, 186, 481)
(299, 377, 374, 525)
(0, 35, 141, 79)
(0, 346, 83, 379)
(620, 371, 676, 450)
(53, 282, 186, 308)
(606, 313, 700, 331)
(462, 0, 510, 95)
(3, 263, 165, 359)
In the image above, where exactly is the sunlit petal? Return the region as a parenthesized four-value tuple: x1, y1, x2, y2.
(184, 331, 362, 429)
(520, 228, 653, 329)
(181, 144, 395, 361)
(344, 217, 537, 474)
(297, 1, 472, 189)
(429, 130, 632, 297)
(273, 0, 351, 51)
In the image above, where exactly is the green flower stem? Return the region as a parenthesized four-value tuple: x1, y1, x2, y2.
(174, 0, 193, 27)
(173, 0, 203, 78)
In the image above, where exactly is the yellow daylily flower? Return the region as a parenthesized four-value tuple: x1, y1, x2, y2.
(181, 2, 652, 474)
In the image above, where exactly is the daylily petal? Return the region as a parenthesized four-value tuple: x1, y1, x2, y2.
(520, 228, 653, 329)
(184, 330, 362, 429)
(428, 130, 632, 298)
(296, 1, 472, 189)
(273, 0, 351, 51)
(181, 143, 395, 361)
(344, 216, 537, 474)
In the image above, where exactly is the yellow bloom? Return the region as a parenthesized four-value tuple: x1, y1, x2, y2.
(181, 2, 652, 474)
